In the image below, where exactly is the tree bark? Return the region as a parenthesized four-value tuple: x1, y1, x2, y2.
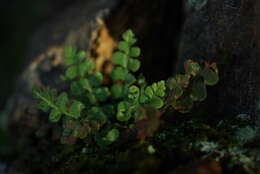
(176, 0, 260, 123)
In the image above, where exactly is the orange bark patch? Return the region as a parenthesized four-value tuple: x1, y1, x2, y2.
(91, 20, 117, 75)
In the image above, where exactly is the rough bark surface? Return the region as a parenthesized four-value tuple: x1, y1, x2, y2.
(177, 0, 260, 122)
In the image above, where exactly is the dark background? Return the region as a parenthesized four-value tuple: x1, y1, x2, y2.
(0, 0, 74, 110)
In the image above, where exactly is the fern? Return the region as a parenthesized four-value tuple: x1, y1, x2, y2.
(32, 88, 85, 121)
(33, 29, 219, 146)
